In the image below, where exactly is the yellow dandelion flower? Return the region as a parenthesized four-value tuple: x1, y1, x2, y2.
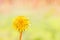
(13, 16, 30, 40)
(13, 16, 30, 32)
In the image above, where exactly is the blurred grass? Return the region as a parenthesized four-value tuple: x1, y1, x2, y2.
(0, 6, 60, 40)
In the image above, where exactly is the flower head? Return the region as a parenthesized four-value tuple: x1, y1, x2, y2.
(13, 16, 30, 32)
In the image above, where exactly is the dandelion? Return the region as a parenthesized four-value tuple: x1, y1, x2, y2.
(13, 16, 30, 40)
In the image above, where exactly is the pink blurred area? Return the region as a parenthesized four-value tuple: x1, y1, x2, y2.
(0, 0, 60, 7)
(0, 0, 60, 15)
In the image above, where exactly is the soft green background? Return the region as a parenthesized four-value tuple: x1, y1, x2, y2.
(0, 6, 60, 40)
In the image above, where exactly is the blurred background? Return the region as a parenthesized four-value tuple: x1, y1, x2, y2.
(0, 0, 60, 40)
